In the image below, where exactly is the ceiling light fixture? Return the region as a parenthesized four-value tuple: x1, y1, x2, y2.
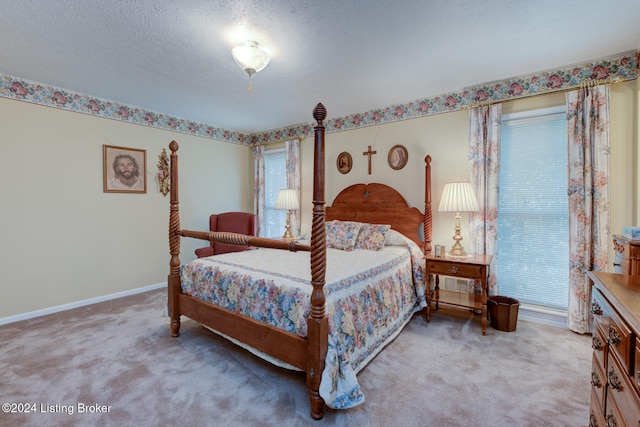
(231, 40, 270, 93)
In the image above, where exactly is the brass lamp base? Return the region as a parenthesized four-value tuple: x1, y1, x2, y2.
(281, 210, 294, 240)
(448, 211, 468, 257)
(448, 241, 468, 257)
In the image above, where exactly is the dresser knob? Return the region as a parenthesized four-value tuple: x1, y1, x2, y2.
(591, 301, 602, 316)
(608, 369, 621, 391)
(608, 326, 620, 345)
(591, 371, 602, 388)
(447, 266, 459, 274)
(592, 335, 603, 351)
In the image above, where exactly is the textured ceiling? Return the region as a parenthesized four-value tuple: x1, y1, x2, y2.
(1, 0, 639, 133)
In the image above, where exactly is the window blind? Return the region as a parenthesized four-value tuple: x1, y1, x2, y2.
(498, 107, 569, 310)
(263, 149, 286, 238)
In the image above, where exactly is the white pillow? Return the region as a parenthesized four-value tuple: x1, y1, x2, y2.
(384, 229, 409, 246)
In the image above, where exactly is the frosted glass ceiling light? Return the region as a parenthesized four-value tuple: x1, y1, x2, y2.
(231, 41, 270, 92)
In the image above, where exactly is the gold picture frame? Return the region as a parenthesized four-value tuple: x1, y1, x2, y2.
(103, 145, 147, 193)
(337, 151, 353, 174)
(388, 144, 408, 170)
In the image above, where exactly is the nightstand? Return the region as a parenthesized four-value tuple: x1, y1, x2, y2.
(424, 254, 493, 335)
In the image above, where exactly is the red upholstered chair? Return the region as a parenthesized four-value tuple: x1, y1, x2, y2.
(194, 212, 257, 258)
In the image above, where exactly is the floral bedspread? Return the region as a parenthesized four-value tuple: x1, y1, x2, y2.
(179, 231, 425, 409)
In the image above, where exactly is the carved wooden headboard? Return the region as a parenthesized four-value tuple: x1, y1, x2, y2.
(325, 183, 424, 248)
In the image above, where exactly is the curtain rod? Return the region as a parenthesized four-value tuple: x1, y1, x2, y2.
(251, 136, 305, 148)
(251, 74, 636, 144)
(463, 75, 632, 110)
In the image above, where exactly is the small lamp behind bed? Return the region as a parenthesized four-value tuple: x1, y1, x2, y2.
(438, 182, 479, 257)
(275, 189, 299, 240)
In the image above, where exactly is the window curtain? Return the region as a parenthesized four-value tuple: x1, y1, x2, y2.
(565, 85, 610, 334)
(253, 144, 265, 237)
(468, 104, 501, 295)
(285, 139, 301, 237)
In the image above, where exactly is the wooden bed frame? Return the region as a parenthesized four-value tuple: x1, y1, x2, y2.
(167, 103, 432, 420)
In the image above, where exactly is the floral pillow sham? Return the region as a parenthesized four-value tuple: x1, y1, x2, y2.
(354, 223, 391, 251)
(326, 220, 362, 251)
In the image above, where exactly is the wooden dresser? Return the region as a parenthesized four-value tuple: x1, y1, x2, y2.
(613, 235, 640, 276)
(588, 271, 640, 426)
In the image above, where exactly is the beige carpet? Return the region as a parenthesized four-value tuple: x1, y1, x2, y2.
(0, 289, 591, 427)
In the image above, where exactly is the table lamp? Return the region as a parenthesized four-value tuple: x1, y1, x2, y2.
(438, 182, 479, 257)
(275, 189, 299, 239)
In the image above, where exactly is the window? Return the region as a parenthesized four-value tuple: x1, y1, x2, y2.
(497, 106, 569, 310)
(263, 149, 287, 238)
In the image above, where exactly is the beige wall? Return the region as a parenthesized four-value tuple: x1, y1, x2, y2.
(300, 110, 470, 250)
(301, 81, 638, 270)
(0, 98, 252, 318)
(1, 80, 637, 319)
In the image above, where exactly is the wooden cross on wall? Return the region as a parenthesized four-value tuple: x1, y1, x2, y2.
(363, 145, 377, 175)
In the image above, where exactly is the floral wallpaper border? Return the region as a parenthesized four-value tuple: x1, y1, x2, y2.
(1, 50, 637, 146)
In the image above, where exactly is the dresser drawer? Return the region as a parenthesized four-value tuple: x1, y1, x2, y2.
(592, 288, 633, 375)
(426, 261, 483, 279)
(635, 337, 640, 394)
(614, 258, 630, 275)
(591, 353, 607, 411)
(589, 388, 606, 427)
(612, 235, 640, 275)
(613, 236, 629, 261)
(607, 352, 640, 426)
(592, 324, 607, 371)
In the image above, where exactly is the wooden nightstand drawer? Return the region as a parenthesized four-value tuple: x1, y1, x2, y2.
(426, 261, 483, 279)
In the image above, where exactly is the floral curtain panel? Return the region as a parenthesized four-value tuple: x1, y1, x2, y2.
(468, 104, 501, 296)
(253, 144, 265, 237)
(565, 85, 610, 333)
(285, 139, 301, 237)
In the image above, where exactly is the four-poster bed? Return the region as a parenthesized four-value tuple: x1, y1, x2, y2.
(167, 103, 433, 419)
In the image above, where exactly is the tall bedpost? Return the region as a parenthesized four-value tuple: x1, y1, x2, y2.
(423, 155, 433, 322)
(307, 103, 328, 420)
(168, 140, 181, 337)
(424, 155, 433, 254)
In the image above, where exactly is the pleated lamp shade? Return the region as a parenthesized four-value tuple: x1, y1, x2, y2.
(275, 189, 299, 210)
(438, 182, 479, 213)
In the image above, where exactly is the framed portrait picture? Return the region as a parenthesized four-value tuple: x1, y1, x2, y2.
(388, 144, 408, 170)
(103, 145, 147, 193)
(336, 151, 353, 174)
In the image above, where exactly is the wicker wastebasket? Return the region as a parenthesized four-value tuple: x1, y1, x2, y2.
(488, 296, 520, 332)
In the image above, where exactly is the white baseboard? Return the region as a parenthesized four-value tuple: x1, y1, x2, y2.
(1, 283, 569, 330)
(518, 303, 567, 329)
(0, 282, 167, 326)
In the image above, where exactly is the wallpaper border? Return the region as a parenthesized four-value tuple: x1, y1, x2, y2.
(1, 50, 637, 146)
